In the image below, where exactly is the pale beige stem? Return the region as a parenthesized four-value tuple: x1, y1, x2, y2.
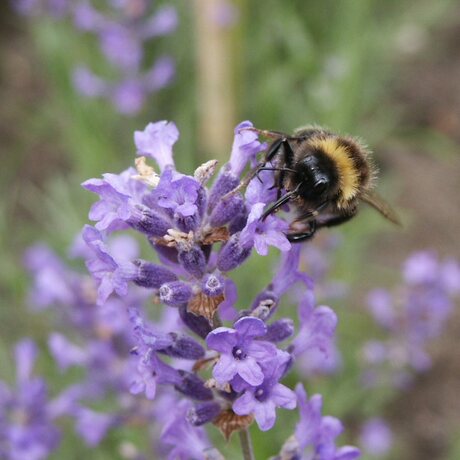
(193, 0, 237, 160)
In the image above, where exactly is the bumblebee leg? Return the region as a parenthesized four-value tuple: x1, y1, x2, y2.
(320, 206, 358, 228)
(242, 127, 287, 139)
(287, 220, 317, 242)
(265, 140, 295, 199)
(261, 185, 300, 221)
(292, 201, 329, 223)
(265, 137, 285, 163)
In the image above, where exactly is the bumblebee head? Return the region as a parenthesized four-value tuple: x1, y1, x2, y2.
(294, 153, 340, 203)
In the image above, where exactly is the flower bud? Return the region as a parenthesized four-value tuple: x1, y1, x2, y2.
(175, 370, 213, 401)
(132, 260, 177, 288)
(229, 207, 249, 234)
(175, 214, 200, 233)
(209, 194, 244, 227)
(217, 233, 252, 272)
(178, 304, 212, 339)
(208, 171, 239, 212)
(128, 205, 171, 237)
(178, 246, 206, 279)
(251, 291, 279, 319)
(187, 402, 221, 426)
(261, 319, 295, 343)
(161, 333, 205, 359)
(196, 186, 207, 218)
(151, 243, 178, 264)
(202, 273, 225, 297)
(159, 281, 192, 306)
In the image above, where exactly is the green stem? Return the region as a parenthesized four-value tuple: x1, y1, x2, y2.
(238, 428, 255, 460)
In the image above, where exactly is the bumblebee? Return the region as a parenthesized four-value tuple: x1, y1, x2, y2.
(251, 126, 401, 242)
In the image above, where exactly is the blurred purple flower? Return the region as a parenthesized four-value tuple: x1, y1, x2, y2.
(359, 418, 393, 457)
(0, 340, 60, 460)
(72, 1, 178, 114)
(160, 400, 216, 460)
(288, 384, 360, 460)
(291, 294, 338, 362)
(75, 407, 117, 447)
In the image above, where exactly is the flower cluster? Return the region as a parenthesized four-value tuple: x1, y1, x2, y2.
(361, 251, 460, 388)
(14, 0, 177, 115)
(72, 119, 359, 457)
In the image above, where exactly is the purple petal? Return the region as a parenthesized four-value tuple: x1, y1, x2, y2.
(233, 391, 256, 415)
(254, 400, 277, 431)
(97, 276, 115, 305)
(246, 341, 278, 361)
(270, 383, 297, 409)
(218, 278, 238, 321)
(229, 121, 266, 177)
(213, 353, 238, 384)
(206, 328, 238, 353)
(134, 121, 179, 172)
(236, 357, 264, 386)
(234, 316, 266, 340)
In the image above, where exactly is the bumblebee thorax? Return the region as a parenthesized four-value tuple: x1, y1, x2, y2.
(306, 135, 371, 208)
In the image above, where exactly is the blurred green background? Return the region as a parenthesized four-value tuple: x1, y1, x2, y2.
(1, 0, 460, 459)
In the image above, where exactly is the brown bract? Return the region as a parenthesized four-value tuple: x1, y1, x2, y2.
(213, 410, 254, 441)
(188, 292, 225, 323)
(201, 226, 230, 245)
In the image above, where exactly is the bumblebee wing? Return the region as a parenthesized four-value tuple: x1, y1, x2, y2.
(361, 191, 401, 226)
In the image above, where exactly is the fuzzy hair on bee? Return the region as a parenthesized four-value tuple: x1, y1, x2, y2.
(246, 125, 400, 242)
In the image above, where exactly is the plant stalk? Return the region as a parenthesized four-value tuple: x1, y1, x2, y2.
(239, 427, 255, 460)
